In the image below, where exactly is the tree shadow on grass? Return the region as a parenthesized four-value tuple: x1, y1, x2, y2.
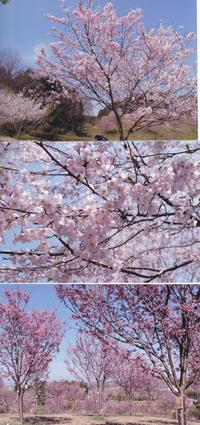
(96, 421, 178, 425)
(148, 421, 177, 425)
(94, 423, 139, 425)
(24, 417, 72, 425)
(93, 423, 137, 425)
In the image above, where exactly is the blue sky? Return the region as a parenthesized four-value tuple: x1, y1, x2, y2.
(0, 0, 197, 67)
(0, 284, 78, 381)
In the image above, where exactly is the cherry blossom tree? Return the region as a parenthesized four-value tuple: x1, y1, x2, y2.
(110, 350, 155, 401)
(0, 140, 200, 282)
(57, 284, 200, 425)
(98, 112, 116, 135)
(33, 378, 46, 411)
(0, 383, 16, 414)
(0, 288, 63, 424)
(44, 380, 85, 413)
(66, 333, 117, 414)
(37, 0, 197, 140)
(0, 89, 48, 139)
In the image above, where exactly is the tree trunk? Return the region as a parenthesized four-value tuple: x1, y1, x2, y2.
(18, 390, 24, 425)
(176, 392, 187, 425)
(119, 132, 125, 141)
(115, 118, 125, 141)
(97, 390, 101, 416)
(17, 121, 23, 140)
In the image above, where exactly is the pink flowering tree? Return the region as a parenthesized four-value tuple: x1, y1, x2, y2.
(98, 112, 116, 135)
(0, 89, 48, 139)
(66, 333, 118, 415)
(66, 338, 161, 415)
(37, 1, 197, 140)
(0, 140, 200, 282)
(110, 350, 155, 401)
(33, 378, 47, 411)
(0, 288, 63, 424)
(57, 284, 200, 425)
(44, 380, 85, 413)
(0, 382, 16, 414)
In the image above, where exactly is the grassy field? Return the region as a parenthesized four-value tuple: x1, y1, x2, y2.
(85, 120, 198, 142)
(0, 414, 199, 425)
(0, 119, 197, 142)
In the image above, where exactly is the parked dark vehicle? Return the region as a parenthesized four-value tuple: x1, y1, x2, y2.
(95, 134, 108, 141)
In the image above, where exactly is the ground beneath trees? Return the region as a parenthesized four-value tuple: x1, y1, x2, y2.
(0, 414, 199, 425)
(0, 118, 198, 142)
(0, 136, 17, 141)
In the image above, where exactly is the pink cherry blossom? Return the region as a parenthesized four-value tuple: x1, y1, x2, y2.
(57, 284, 200, 425)
(36, 1, 197, 140)
(0, 288, 63, 424)
(0, 141, 200, 282)
(0, 89, 48, 139)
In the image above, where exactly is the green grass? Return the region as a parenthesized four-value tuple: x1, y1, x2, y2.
(89, 415, 106, 421)
(85, 120, 198, 141)
(2, 120, 198, 142)
(16, 132, 89, 142)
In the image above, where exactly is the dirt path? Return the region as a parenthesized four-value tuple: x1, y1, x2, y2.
(0, 414, 199, 425)
(0, 136, 17, 142)
(66, 415, 199, 425)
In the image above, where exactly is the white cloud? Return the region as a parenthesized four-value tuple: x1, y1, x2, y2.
(22, 42, 50, 68)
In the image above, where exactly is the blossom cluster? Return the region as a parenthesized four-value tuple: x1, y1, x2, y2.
(0, 141, 200, 282)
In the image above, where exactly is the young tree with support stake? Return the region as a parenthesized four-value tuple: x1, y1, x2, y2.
(57, 284, 200, 425)
(0, 288, 63, 425)
(37, 0, 197, 140)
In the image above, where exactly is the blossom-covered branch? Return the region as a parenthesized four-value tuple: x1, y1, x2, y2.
(0, 141, 200, 282)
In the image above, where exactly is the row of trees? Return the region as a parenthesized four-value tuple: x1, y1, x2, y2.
(0, 378, 85, 416)
(0, 374, 184, 418)
(0, 288, 173, 421)
(1, 140, 200, 282)
(57, 284, 200, 425)
(0, 285, 200, 425)
(66, 334, 167, 415)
